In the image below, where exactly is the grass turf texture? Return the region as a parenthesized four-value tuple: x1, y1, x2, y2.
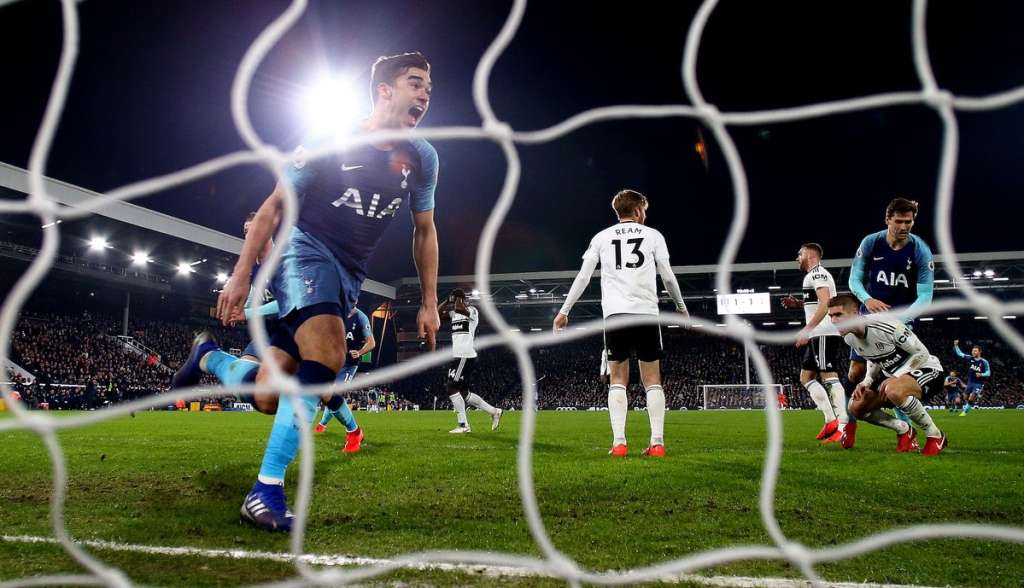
(0, 409, 1022, 587)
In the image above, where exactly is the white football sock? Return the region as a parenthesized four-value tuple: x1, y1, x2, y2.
(646, 384, 665, 446)
(803, 380, 836, 422)
(825, 378, 848, 425)
(861, 409, 910, 434)
(449, 393, 468, 426)
(899, 396, 941, 437)
(608, 384, 627, 446)
(466, 392, 498, 416)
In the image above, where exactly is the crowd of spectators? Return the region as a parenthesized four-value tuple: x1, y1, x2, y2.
(4, 311, 1023, 412)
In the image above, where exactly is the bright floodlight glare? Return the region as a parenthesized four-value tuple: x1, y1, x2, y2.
(216, 272, 229, 283)
(303, 76, 362, 136)
(984, 269, 995, 277)
(131, 251, 150, 266)
(88, 236, 108, 251)
(972, 270, 982, 277)
(471, 289, 480, 296)
(176, 262, 193, 276)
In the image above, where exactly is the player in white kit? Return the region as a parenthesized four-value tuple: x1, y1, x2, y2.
(780, 243, 848, 443)
(827, 294, 948, 456)
(554, 190, 688, 457)
(439, 289, 502, 433)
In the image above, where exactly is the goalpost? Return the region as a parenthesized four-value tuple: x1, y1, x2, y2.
(701, 384, 792, 410)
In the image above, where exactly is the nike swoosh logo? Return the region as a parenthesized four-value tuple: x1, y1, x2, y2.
(872, 256, 885, 260)
(341, 164, 363, 171)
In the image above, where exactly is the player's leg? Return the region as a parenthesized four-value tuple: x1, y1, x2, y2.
(637, 323, 666, 457)
(801, 337, 837, 438)
(604, 321, 631, 456)
(880, 370, 946, 455)
(447, 359, 470, 433)
(317, 365, 357, 432)
(607, 358, 629, 456)
(848, 384, 911, 448)
(638, 360, 665, 457)
(462, 359, 502, 431)
(246, 334, 302, 415)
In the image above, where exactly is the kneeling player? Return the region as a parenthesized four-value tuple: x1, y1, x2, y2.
(828, 294, 947, 455)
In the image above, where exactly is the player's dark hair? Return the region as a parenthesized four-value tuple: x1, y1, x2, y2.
(801, 242, 823, 258)
(885, 197, 919, 219)
(827, 293, 859, 309)
(450, 288, 466, 300)
(973, 345, 982, 354)
(611, 189, 648, 218)
(371, 52, 431, 101)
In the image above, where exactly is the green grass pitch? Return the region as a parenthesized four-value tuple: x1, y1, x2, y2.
(1, 409, 1022, 586)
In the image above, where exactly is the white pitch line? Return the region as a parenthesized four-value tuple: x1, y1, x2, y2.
(2, 534, 943, 588)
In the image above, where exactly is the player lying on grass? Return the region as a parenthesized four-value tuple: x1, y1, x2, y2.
(827, 294, 947, 455)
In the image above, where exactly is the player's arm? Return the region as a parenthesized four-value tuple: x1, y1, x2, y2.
(351, 313, 376, 359)
(554, 251, 599, 330)
(858, 360, 883, 393)
(797, 285, 832, 346)
(217, 183, 283, 324)
(953, 340, 968, 359)
(850, 234, 888, 313)
(906, 238, 935, 320)
(654, 236, 688, 316)
(412, 209, 439, 348)
(453, 298, 470, 315)
(243, 300, 280, 320)
(979, 359, 991, 379)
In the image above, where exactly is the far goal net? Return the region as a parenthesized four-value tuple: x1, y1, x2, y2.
(701, 384, 792, 410)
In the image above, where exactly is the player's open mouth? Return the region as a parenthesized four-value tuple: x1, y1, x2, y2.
(408, 105, 425, 122)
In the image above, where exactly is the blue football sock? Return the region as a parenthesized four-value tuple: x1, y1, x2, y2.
(333, 400, 358, 432)
(258, 360, 335, 482)
(318, 407, 333, 427)
(206, 350, 259, 386)
(894, 408, 912, 424)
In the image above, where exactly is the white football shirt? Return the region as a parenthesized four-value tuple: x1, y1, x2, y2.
(842, 317, 942, 384)
(801, 264, 837, 325)
(583, 222, 670, 318)
(450, 306, 479, 359)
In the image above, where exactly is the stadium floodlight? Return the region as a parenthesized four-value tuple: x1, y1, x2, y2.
(529, 327, 542, 332)
(130, 251, 151, 266)
(767, 285, 781, 290)
(983, 269, 995, 277)
(972, 270, 982, 277)
(514, 293, 528, 300)
(176, 262, 194, 276)
(934, 279, 951, 283)
(303, 76, 362, 136)
(529, 288, 537, 294)
(215, 272, 229, 284)
(87, 236, 108, 251)
(919, 317, 934, 321)
(471, 289, 480, 297)
(993, 277, 1009, 281)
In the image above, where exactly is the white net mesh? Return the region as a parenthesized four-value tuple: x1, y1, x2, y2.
(3, 0, 1024, 586)
(702, 385, 788, 410)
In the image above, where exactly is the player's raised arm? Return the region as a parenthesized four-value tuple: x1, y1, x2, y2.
(953, 340, 968, 358)
(217, 183, 283, 324)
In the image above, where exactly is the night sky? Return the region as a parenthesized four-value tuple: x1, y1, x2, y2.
(1, 1, 1022, 283)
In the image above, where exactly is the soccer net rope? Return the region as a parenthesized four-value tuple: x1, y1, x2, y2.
(3, 0, 1024, 585)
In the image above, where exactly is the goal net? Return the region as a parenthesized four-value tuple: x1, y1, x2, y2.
(701, 384, 791, 410)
